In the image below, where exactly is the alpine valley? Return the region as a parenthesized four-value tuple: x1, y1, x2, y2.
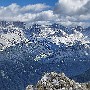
(0, 21, 90, 90)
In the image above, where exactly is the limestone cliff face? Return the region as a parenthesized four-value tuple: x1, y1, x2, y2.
(26, 72, 90, 90)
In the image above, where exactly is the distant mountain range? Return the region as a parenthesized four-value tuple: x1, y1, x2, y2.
(0, 21, 90, 90)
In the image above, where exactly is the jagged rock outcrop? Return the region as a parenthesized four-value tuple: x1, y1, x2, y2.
(26, 72, 89, 90)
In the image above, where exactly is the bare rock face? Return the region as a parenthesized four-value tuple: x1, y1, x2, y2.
(26, 85, 34, 90)
(26, 72, 89, 90)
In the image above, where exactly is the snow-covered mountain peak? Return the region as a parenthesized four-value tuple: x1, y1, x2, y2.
(0, 22, 29, 51)
(0, 21, 90, 51)
(35, 24, 90, 46)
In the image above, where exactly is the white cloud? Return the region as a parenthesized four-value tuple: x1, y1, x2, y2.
(0, 3, 60, 24)
(54, 0, 90, 15)
(21, 4, 50, 12)
(0, 1, 90, 27)
(0, 3, 52, 22)
(53, 0, 90, 26)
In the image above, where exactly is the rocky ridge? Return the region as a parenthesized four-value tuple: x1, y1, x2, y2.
(26, 72, 90, 90)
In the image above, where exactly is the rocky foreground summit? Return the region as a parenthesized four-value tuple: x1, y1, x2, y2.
(26, 72, 90, 90)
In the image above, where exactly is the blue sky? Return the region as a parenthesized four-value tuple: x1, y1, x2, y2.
(0, 0, 57, 6)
